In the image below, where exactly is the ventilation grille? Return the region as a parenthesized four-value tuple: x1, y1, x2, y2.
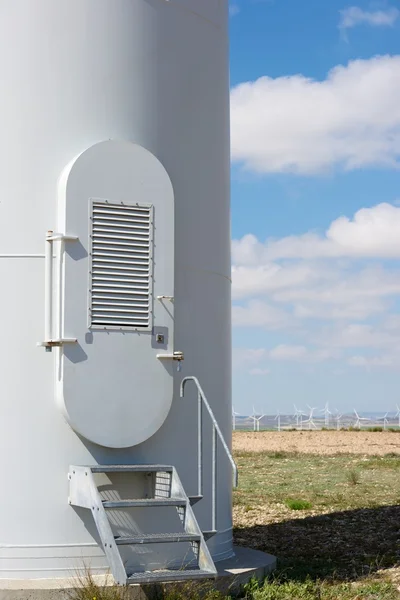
(89, 200, 153, 329)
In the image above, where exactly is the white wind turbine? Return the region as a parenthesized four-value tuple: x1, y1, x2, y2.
(395, 405, 400, 429)
(275, 409, 281, 432)
(294, 404, 305, 430)
(335, 409, 343, 431)
(320, 402, 332, 429)
(383, 412, 389, 430)
(304, 405, 318, 430)
(353, 409, 370, 430)
(251, 406, 265, 432)
(232, 408, 240, 431)
(378, 412, 389, 431)
(293, 404, 300, 427)
(255, 413, 266, 432)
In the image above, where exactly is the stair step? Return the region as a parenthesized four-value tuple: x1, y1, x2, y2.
(127, 569, 216, 584)
(102, 498, 186, 509)
(90, 465, 173, 473)
(115, 532, 201, 545)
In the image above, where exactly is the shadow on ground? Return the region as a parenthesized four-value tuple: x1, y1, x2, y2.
(234, 505, 400, 581)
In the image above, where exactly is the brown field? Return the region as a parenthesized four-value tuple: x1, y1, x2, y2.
(233, 430, 400, 455)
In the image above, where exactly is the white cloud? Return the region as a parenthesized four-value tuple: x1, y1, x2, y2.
(233, 204, 400, 261)
(269, 344, 307, 360)
(232, 263, 399, 327)
(229, 3, 240, 16)
(230, 55, 400, 174)
(249, 368, 270, 376)
(232, 263, 321, 299)
(269, 344, 335, 362)
(383, 314, 400, 331)
(348, 354, 400, 369)
(339, 6, 399, 29)
(233, 344, 335, 367)
(232, 300, 293, 329)
(317, 323, 397, 349)
(272, 265, 400, 321)
(291, 296, 387, 322)
(346, 317, 400, 369)
(233, 347, 267, 367)
(232, 207, 400, 324)
(232, 202, 400, 370)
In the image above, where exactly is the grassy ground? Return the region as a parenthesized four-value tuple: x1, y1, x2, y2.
(233, 449, 400, 598)
(71, 439, 400, 599)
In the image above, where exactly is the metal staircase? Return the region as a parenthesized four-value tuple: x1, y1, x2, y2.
(68, 376, 238, 586)
(68, 464, 217, 584)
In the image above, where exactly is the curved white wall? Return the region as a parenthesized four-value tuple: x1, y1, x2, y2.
(0, 0, 231, 578)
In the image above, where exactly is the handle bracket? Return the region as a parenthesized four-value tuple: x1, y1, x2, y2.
(39, 230, 79, 351)
(37, 338, 78, 348)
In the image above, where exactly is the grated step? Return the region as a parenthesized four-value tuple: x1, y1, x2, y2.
(90, 465, 173, 473)
(115, 532, 201, 545)
(102, 498, 186, 509)
(127, 569, 216, 584)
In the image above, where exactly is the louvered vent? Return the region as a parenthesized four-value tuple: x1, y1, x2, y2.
(89, 200, 153, 330)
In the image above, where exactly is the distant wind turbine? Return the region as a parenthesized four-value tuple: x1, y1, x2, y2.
(320, 402, 332, 429)
(232, 408, 239, 431)
(275, 410, 281, 432)
(304, 405, 318, 430)
(353, 409, 370, 430)
(293, 405, 305, 430)
(395, 405, 400, 429)
(378, 412, 389, 431)
(250, 406, 265, 432)
(255, 414, 265, 432)
(336, 411, 343, 431)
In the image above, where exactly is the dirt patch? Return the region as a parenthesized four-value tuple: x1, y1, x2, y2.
(232, 431, 400, 455)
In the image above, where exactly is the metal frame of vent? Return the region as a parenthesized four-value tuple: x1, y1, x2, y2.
(88, 198, 154, 331)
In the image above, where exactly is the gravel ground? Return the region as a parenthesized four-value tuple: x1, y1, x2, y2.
(232, 430, 400, 455)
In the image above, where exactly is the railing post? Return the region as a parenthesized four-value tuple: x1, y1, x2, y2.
(198, 390, 203, 498)
(212, 424, 217, 533)
(180, 376, 239, 532)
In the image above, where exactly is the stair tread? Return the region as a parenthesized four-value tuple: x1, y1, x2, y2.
(127, 569, 216, 584)
(115, 532, 201, 545)
(89, 465, 173, 473)
(102, 498, 186, 508)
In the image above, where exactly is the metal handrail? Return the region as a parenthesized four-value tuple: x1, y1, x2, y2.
(180, 376, 238, 533)
(38, 230, 78, 350)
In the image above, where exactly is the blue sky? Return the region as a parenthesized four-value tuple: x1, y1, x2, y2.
(229, 0, 400, 415)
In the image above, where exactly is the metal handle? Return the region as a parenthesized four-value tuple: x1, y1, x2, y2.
(38, 231, 79, 350)
(156, 351, 184, 361)
(44, 230, 53, 347)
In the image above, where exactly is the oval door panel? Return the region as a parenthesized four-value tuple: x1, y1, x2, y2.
(56, 141, 175, 448)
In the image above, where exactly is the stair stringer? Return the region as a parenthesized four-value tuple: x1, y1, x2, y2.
(170, 467, 217, 576)
(68, 466, 127, 584)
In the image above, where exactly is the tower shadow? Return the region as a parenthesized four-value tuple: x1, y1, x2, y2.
(234, 505, 400, 581)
